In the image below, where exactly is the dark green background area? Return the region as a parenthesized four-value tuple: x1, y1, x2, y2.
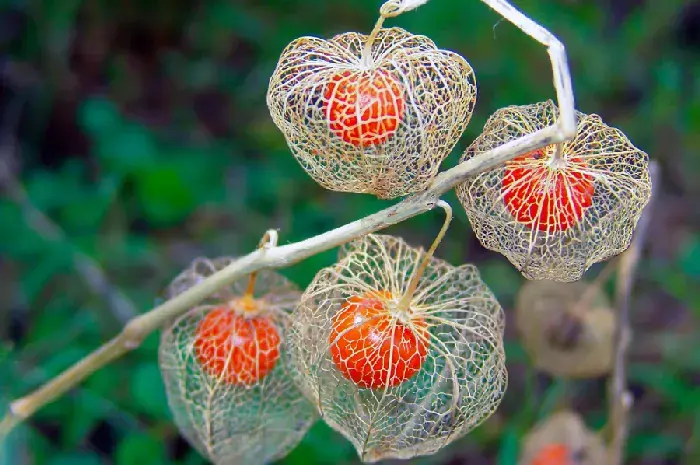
(0, 0, 698, 464)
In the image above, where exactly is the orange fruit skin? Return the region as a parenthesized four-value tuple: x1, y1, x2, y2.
(328, 291, 428, 389)
(502, 150, 595, 233)
(531, 443, 575, 465)
(194, 307, 281, 385)
(324, 70, 405, 147)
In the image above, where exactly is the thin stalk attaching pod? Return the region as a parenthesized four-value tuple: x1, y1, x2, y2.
(398, 200, 453, 312)
(567, 257, 619, 320)
(380, 0, 432, 17)
(362, 0, 432, 67)
(551, 142, 566, 166)
(243, 229, 279, 301)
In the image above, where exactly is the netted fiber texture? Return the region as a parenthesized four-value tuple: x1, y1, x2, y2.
(287, 234, 506, 462)
(519, 411, 607, 465)
(516, 280, 615, 379)
(267, 27, 476, 199)
(456, 100, 652, 281)
(159, 258, 317, 465)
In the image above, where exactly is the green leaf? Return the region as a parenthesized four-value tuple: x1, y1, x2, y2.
(628, 432, 685, 459)
(0, 416, 24, 465)
(537, 379, 569, 421)
(20, 248, 72, 306)
(130, 362, 170, 418)
(134, 162, 197, 225)
(48, 453, 103, 465)
(96, 124, 158, 175)
(180, 449, 208, 465)
(282, 422, 353, 465)
(1, 425, 51, 465)
(79, 97, 121, 137)
(497, 426, 519, 465)
(60, 174, 122, 231)
(479, 260, 523, 303)
(504, 341, 528, 364)
(628, 363, 698, 410)
(61, 396, 106, 448)
(116, 431, 167, 465)
(679, 234, 700, 279)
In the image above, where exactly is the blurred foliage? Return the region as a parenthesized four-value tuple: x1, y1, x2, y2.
(0, 0, 698, 464)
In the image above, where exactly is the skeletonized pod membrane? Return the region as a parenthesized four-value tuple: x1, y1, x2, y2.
(266, 27, 476, 199)
(159, 257, 317, 465)
(456, 100, 652, 281)
(516, 279, 615, 379)
(287, 234, 506, 462)
(519, 411, 607, 465)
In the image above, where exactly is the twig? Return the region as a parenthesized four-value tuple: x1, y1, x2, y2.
(480, 0, 577, 138)
(567, 256, 620, 320)
(0, 0, 577, 439)
(607, 160, 660, 465)
(0, 124, 567, 439)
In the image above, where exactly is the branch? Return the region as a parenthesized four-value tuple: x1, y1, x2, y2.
(0, 0, 577, 440)
(0, 125, 565, 439)
(607, 160, 660, 465)
(480, 0, 577, 139)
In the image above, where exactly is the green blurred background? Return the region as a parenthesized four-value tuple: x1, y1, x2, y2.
(0, 0, 698, 463)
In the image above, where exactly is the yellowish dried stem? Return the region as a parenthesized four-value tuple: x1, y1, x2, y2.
(607, 160, 660, 465)
(362, 16, 386, 67)
(244, 273, 258, 299)
(363, 0, 435, 67)
(398, 200, 452, 311)
(567, 256, 619, 320)
(244, 229, 279, 299)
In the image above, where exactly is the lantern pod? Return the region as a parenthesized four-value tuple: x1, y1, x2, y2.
(159, 258, 317, 465)
(267, 27, 476, 199)
(287, 234, 506, 462)
(519, 411, 607, 465)
(456, 100, 652, 282)
(515, 279, 615, 379)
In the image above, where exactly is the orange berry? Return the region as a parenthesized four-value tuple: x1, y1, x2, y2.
(531, 443, 576, 465)
(502, 150, 595, 232)
(324, 70, 405, 147)
(194, 306, 280, 385)
(328, 290, 428, 389)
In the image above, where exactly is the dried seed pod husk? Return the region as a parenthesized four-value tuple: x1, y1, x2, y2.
(519, 411, 607, 465)
(516, 279, 615, 378)
(288, 234, 507, 462)
(456, 100, 652, 281)
(159, 257, 317, 465)
(267, 27, 476, 199)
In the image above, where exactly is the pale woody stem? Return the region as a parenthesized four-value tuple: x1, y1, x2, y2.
(607, 160, 659, 465)
(552, 142, 566, 164)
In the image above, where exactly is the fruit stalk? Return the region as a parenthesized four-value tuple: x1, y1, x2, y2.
(398, 200, 452, 312)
